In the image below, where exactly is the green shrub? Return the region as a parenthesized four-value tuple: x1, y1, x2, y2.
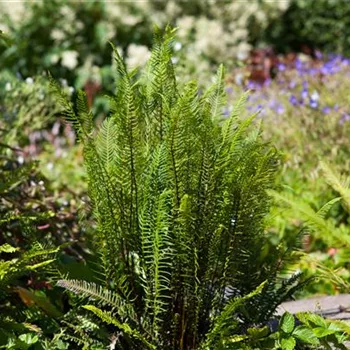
(51, 27, 307, 349)
(264, 0, 350, 55)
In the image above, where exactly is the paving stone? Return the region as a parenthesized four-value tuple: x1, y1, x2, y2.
(277, 294, 350, 320)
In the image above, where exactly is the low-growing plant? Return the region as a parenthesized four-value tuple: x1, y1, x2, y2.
(0, 143, 107, 349)
(228, 311, 350, 349)
(49, 27, 311, 349)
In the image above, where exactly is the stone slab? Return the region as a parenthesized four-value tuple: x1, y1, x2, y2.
(277, 294, 350, 320)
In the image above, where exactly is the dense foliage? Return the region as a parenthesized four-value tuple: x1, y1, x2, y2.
(52, 28, 311, 349)
(263, 0, 350, 56)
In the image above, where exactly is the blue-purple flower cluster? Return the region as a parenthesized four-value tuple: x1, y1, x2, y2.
(232, 53, 350, 124)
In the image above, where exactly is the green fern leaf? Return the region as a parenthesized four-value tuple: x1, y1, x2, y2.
(83, 305, 156, 349)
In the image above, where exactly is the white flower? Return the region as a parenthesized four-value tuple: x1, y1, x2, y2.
(176, 16, 195, 38)
(235, 72, 244, 85)
(174, 42, 182, 51)
(25, 77, 34, 85)
(236, 42, 251, 61)
(51, 29, 65, 41)
(61, 50, 78, 70)
(311, 91, 320, 101)
(60, 79, 68, 87)
(60, 5, 75, 22)
(5, 82, 12, 91)
(122, 14, 139, 26)
(164, 1, 181, 17)
(105, 22, 116, 40)
(51, 54, 60, 65)
(126, 44, 151, 68)
(75, 20, 84, 31)
(0, 1, 25, 25)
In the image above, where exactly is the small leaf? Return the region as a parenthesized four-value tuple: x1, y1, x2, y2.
(247, 326, 270, 339)
(293, 326, 319, 345)
(18, 333, 39, 345)
(296, 312, 327, 328)
(281, 336, 296, 350)
(313, 327, 337, 338)
(228, 334, 248, 343)
(280, 312, 295, 334)
(0, 244, 19, 253)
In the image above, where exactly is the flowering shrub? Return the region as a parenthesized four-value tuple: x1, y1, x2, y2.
(0, 0, 289, 89)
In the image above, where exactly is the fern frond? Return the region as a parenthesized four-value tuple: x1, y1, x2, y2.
(83, 305, 156, 349)
(48, 74, 85, 141)
(269, 190, 350, 246)
(140, 189, 174, 339)
(0, 244, 19, 253)
(202, 281, 267, 349)
(76, 89, 93, 136)
(95, 117, 118, 173)
(203, 64, 226, 121)
(320, 161, 350, 212)
(57, 279, 137, 321)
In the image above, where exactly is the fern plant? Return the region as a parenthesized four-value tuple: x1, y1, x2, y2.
(55, 27, 303, 349)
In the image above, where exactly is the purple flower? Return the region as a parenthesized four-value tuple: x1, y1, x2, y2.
(278, 63, 286, 71)
(268, 99, 276, 108)
(246, 81, 257, 90)
(301, 88, 308, 100)
(289, 95, 298, 106)
(263, 79, 272, 87)
(315, 50, 323, 60)
(275, 104, 285, 115)
(340, 113, 350, 124)
(223, 108, 230, 117)
(310, 100, 318, 109)
(321, 60, 341, 75)
(295, 58, 304, 71)
(225, 87, 233, 95)
(322, 107, 331, 114)
(289, 80, 297, 89)
(309, 91, 319, 109)
(309, 68, 318, 76)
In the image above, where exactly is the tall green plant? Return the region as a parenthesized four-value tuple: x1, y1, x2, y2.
(55, 27, 302, 349)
